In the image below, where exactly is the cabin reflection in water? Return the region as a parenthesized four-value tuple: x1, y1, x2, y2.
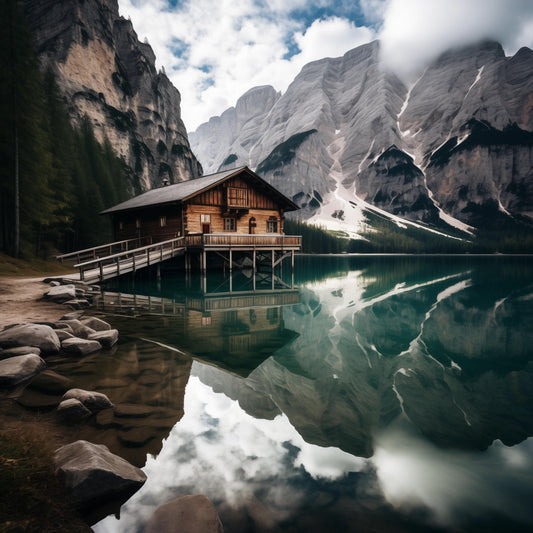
(93, 286, 300, 376)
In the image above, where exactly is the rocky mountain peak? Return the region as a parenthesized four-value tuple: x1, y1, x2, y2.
(22, 0, 201, 191)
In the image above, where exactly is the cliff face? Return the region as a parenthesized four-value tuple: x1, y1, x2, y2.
(22, 0, 202, 191)
(190, 40, 533, 231)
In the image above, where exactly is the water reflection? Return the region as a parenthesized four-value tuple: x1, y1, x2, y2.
(88, 256, 533, 532)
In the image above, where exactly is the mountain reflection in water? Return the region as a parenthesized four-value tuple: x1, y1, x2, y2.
(89, 256, 533, 533)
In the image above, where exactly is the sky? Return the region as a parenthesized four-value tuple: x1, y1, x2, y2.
(117, 0, 533, 132)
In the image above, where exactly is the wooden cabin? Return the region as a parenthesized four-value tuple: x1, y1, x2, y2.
(101, 166, 299, 243)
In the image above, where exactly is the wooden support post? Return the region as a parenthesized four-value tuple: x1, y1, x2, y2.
(146, 248, 150, 267)
(253, 249, 256, 272)
(271, 249, 274, 272)
(229, 249, 232, 272)
(202, 250, 207, 272)
(116, 257, 120, 277)
(253, 270, 256, 291)
(132, 253, 136, 274)
(156, 263, 161, 280)
(291, 249, 294, 271)
(229, 273, 233, 292)
(99, 262, 103, 282)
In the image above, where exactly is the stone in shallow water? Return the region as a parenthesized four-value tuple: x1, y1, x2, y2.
(54, 440, 146, 509)
(61, 337, 102, 356)
(144, 494, 223, 533)
(0, 324, 60, 354)
(57, 398, 92, 423)
(0, 354, 46, 387)
(62, 388, 113, 412)
(114, 403, 153, 418)
(81, 316, 111, 331)
(0, 345, 41, 359)
(28, 369, 73, 394)
(16, 389, 62, 410)
(88, 329, 118, 349)
(118, 426, 155, 447)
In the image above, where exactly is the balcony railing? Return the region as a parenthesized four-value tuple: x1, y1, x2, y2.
(185, 233, 301, 248)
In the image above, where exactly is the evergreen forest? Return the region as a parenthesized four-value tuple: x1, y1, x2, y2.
(1, 0, 131, 260)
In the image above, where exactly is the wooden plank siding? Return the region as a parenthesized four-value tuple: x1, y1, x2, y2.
(110, 173, 291, 243)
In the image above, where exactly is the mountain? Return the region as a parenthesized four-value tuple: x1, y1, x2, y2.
(190, 40, 533, 235)
(21, 0, 202, 191)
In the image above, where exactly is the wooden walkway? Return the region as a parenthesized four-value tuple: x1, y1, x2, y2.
(57, 234, 301, 284)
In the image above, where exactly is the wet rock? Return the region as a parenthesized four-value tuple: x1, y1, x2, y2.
(62, 388, 114, 412)
(57, 398, 92, 423)
(118, 426, 155, 447)
(0, 354, 46, 387)
(28, 369, 73, 394)
(57, 319, 96, 339)
(54, 440, 146, 509)
(0, 323, 60, 354)
(16, 389, 61, 410)
(144, 494, 224, 533)
(81, 316, 111, 331)
(45, 284, 76, 302)
(114, 403, 153, 418)
(88, 329, 118, 349)
(60, 311, 85, 321)
(56, 330, 75, 342)
(64, 299, 91, 310)
(62, 337, 102, 356)
(94, 408, 119, 428)
(0, 345, 41, 360)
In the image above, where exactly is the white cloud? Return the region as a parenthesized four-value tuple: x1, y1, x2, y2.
(379, 0, 533, 81)
(118, 1, 375, 131)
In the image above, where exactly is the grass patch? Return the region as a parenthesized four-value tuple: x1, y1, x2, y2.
(0, 429, 89, 532)
(0, 253, 76, 277)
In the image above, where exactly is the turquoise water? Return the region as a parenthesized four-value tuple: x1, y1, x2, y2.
(84, 255, 533, 532)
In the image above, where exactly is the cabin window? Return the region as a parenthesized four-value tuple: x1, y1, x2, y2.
(201, 314, 212, 326)
(135, 219, 141, 229)
(267, 219, 278, 233)
(160, 216, 167, 227)
(201, 214, 211, 223)
(224, 218, 236, 232)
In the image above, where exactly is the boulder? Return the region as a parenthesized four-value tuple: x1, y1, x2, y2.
(88, 330, 118, 349)
(54, 440, 146, 509)
(45, 284, 76, 302)
(61, 337, 102, 356)
(28, 369, 73, 394)
(63, 299, 91, 310)
(0, 346, 41, 360)
(57, 319, 96, 339)
(0, 354, 46, 387)
(60, 311, 85, 321)
(57, 398, 92, 423)
(81, 317, 111, 331)
(62, 388, 113, 412)
(56, 330, 75, 342)
(0, 324, 60, 354)
(144, 494, 224, 533)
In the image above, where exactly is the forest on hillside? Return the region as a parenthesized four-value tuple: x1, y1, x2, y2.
(0, 0, 132, 260)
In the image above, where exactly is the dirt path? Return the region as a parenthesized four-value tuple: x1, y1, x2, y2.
(0, 277, 68, 329)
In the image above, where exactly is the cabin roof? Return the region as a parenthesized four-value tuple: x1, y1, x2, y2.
(100, 166, 299, 215)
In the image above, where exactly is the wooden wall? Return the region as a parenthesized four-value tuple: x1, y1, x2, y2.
(112, 204, 182, 243)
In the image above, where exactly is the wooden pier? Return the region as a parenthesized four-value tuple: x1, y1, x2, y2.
(57, 233, 301, 284)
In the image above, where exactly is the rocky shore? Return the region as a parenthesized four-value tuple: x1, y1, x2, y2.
(0, 276, 223, 532)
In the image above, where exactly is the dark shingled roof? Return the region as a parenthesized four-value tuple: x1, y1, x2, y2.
(100, 166, 299, 215)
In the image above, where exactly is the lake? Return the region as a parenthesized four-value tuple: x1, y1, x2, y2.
(56, 255, 533, 532)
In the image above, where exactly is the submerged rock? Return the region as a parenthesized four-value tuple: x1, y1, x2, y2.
(144, 494, 224, 533)
(54, 440, 146, 509)
(0, 345, 41, 359)
(0, 354, 46, 387)
(62, 388, 114, 412)
(61, 337, 102, 356)
(0, 323, 60, 354)
(81, 316, 111, 331)
(88, 329, 118, 349)
(57, 398, 92, 423)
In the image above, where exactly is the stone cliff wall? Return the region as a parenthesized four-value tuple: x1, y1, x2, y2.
(22, 0, 202, 192)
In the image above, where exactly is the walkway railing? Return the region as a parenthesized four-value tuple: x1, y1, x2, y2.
(56, 238, 151, 264)
(75, 236, 185, 282)
(190, 233, 302, 248)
